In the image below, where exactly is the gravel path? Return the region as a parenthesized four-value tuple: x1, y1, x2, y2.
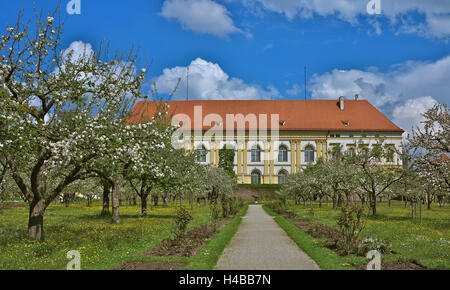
(215, 204, 320, 270)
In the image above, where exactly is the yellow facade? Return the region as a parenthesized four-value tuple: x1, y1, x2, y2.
(189, 130, 403, 185)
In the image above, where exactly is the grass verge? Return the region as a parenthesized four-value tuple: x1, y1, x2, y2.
(289, 201, 450, 270)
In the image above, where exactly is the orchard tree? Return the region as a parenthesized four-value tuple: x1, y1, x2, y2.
(89, 111, 178, 221)
(218, 146, 236, 179)
(0, 156, 19, 212)
(204, 166, 234, 220)
(125, 100, 187, 215)
(407, 103, 449, 194)
(324, 148, 359, 209)
(351, 141, 404, 215)
(166, 151, 206, 210)
(278, 167, 316, 206)
(0, 9, 147, 239)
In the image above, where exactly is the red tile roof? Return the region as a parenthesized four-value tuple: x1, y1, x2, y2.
(128, 99, 404, 133)
(440, 154, 450, 161)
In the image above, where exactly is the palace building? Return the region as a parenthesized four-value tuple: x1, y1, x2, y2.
(128, 96, 404, 185)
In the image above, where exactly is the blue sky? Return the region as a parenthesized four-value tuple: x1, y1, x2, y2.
(1, 0, 449, 132)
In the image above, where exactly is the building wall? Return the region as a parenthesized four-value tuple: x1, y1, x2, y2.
(187, 130, 403, 184)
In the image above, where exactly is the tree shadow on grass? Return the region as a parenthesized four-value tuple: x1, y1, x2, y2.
(77, 213, 176, 221)
(120, 214, 176, 219)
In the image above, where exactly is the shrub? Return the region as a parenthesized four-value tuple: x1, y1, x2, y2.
(210, 201, 220, 224)
(221, 196, 231, 218)
(266, 200, 287, 214)
(336, 202, 366, 255)
(171, 206, 193, 239)
(227, 197, 243, 216)
(357, 237, 392, 255)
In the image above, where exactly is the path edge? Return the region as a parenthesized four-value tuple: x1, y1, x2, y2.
(262, 204, 357, 270)
(184, 204, 249, 270)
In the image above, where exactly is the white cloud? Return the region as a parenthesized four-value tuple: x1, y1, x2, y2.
(61, 41, 94, 63)
(160, 0, 242, 37)
(286, 83, 301, 96)
(249, 0, 362, 22)
(153, 57, 280, 100)
(310, 55, 450, 107)
(392, 96, 438, 134)
(309, 55, 450, 132)
(245, 0, 450, 39)
(309, 68, 397, 108)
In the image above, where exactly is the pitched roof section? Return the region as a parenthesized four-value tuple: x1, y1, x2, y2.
(439, 154, 450, 161)
(128, 99, 404, 133)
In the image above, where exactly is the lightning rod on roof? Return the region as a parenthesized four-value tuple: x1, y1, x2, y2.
(186, 66, 189, 101)
(304, 66, 307, 101)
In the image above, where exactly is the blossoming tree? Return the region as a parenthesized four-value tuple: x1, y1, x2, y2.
(0, 10, 147, 239)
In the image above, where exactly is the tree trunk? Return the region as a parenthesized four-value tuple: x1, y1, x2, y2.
(163, 196, 168, 208)
(337, 194, 343, 207)
(332, 197, 337, 210)
(419, 199, 422, 224)
(111, 178, 122, 224)
(141, 195, 148, 216)
(370, 193, 377, 215)
(28, 198, 46, 240)
(101, 184, 110, 216)
(153, 195, 158, 207)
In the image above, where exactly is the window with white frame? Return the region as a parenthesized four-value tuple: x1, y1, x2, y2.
(305, 146, 315, 163)
(251, 170, 261, 184)
(278, 145, 288, 162)
(251, 146, 261, 162)
(196, 145, 207, 163)
(348, 147, 355, 158)
(387, 148, 394, 163)
(278, 170, 287, 184)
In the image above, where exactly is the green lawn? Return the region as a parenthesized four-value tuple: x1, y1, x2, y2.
(0, 201, 213, 270)
(288, 201, 450, 270)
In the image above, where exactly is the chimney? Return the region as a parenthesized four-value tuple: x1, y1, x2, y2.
(339, 96, 344, 111)
(355, 94, 359, 101)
